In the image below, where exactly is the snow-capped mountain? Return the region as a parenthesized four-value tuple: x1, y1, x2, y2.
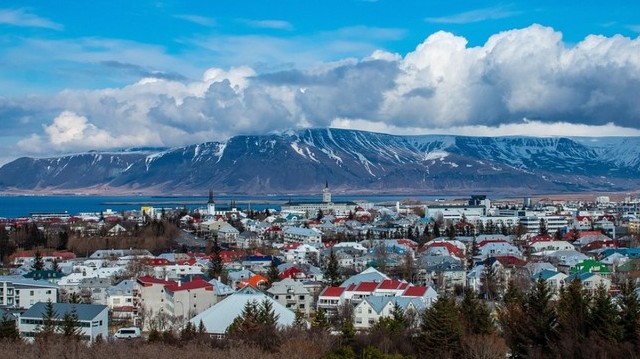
(1, 128, 639, 195)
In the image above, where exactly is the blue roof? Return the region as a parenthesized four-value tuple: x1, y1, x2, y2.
(22, 302, 107, 321)
(565, 272, 597, 283)
(532, 269, 563, 281)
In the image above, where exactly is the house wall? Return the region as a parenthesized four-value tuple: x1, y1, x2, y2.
(166, 288, 217, 319)
(14, 285, 57, 309)
(19, 307, 108, 343)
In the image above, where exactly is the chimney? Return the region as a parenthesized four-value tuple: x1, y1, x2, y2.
(178, 280, 182, 287)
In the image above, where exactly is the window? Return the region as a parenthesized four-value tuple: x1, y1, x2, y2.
(299, 295, 305, 300)
(30, 290, 34, 296)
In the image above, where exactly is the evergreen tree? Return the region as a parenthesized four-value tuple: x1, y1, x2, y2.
(418, 294, 463, 358)
(588, 284, 622, 343)
(497, 283, 529, 358)
(538, 218, 548, 235)
(207, 238, 225, 280)
(32, 249, 45, 271)
(311, 308, 330, 332)
(61, 307, 81, 340)
(468, 238, 480, 269)
(432, 222, 441, 238)
(376, 302, 409, 334)
(553, 277, 590, 356)
(52, 258, 61, 273)
(266, 258, 280, 286)
(460, 288, 493, 335)
(446, 223, 456, 240)
(617, 279, 640, 345)
(180, 321, 196, 341)
(39, 299, 58, 339)
(0, 314, 19, 340)
(554, 229, 563, 241)
(227, 300, 260, 335)
(525, 278, 556, 352)
(293, 309, 305, 329)
(197, 319, 206, 335)
(258, 298, 279, 329)
(480, 260, 503, 301)
(325, 249, 341, 286)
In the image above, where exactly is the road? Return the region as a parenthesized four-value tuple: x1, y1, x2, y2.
(174, 229, 208, 250)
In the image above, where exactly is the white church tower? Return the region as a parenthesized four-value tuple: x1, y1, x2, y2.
(322, 180, 332, 203)
(207, 190, 216, 215)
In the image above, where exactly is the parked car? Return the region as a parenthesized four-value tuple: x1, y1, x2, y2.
(114, 327, 141, 339)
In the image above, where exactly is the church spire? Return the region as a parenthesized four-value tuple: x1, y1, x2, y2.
(208, 189, 215, 204)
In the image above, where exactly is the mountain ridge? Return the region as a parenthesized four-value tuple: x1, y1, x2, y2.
(1, 128, 639, 196)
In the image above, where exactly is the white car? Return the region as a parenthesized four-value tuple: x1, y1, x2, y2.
(114, 327, 141, 339)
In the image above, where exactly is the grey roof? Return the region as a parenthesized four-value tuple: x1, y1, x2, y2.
(21, 302, 107, 321)
(267, 278, 310, 296)
(341, 267, 389, 288)
(188, 286, 296, 334)
(0, 276, 59, 289)
(208, 278, 235, 296)
(363, 296, 426, 315)
(532, 270, 565, 281)
(228, 269, 255, 282)
(107, 280, 135, 296)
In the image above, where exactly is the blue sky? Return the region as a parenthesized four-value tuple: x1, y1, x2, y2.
(1, 1, 640, 164)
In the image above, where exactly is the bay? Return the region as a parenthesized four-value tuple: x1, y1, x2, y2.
(0, 194, 448, 218)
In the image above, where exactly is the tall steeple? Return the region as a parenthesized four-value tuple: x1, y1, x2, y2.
(207, 190, 216, 215)
(322, 180, 331, 203)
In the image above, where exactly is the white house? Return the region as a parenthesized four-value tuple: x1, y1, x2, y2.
(188, 285, 297, 336)
(0, 276, 58, 309)
(353, 296, 427, 330)
(267, 278, 313, 317)
(283, 227, 322, 244)
(164, 277, 217, 321)
(19, 302, 108, 343)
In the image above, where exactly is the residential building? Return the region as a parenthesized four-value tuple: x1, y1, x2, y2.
(188, 286, 297, 337)
(0, 276, 58, 309)
(164, 277, 217, 321)
(19, 302, 108, 343)
(267, 278, 313, 317)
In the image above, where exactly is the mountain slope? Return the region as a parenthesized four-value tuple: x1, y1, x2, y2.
(0, 129, 639, 195)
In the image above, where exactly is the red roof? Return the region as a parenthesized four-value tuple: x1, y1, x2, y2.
(426, 241, 464, 257)
(494, 255, 526, 267)
(142, 258, 172, 266)
(352, 281, 378, 293)
(176, 259, 198, 266)
(320, 286, 345, 297)
(165, 277, 213, 292)
(579, 231, 610, 238)
(403, 286, 428, 297)
(280, 267, 304, 279)
(377, 279, 407, 290)
(281, 243, 301, 250)
(136, 275, 177, 287)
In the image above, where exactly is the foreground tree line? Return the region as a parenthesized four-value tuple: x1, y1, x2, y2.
(1, 278, 638, 359)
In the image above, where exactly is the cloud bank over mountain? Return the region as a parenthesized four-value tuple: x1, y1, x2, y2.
(4, 25, 640, 163)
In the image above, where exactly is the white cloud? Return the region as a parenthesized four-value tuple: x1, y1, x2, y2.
(174, 14, 216, 27)
(0, 8, 62, 30)
(17, 111, 157, 153)
(5, 24, 640, 161)
(425, 6, 521, 24)
(242, 19, 294, 31)
(330, 118, 640, 137)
